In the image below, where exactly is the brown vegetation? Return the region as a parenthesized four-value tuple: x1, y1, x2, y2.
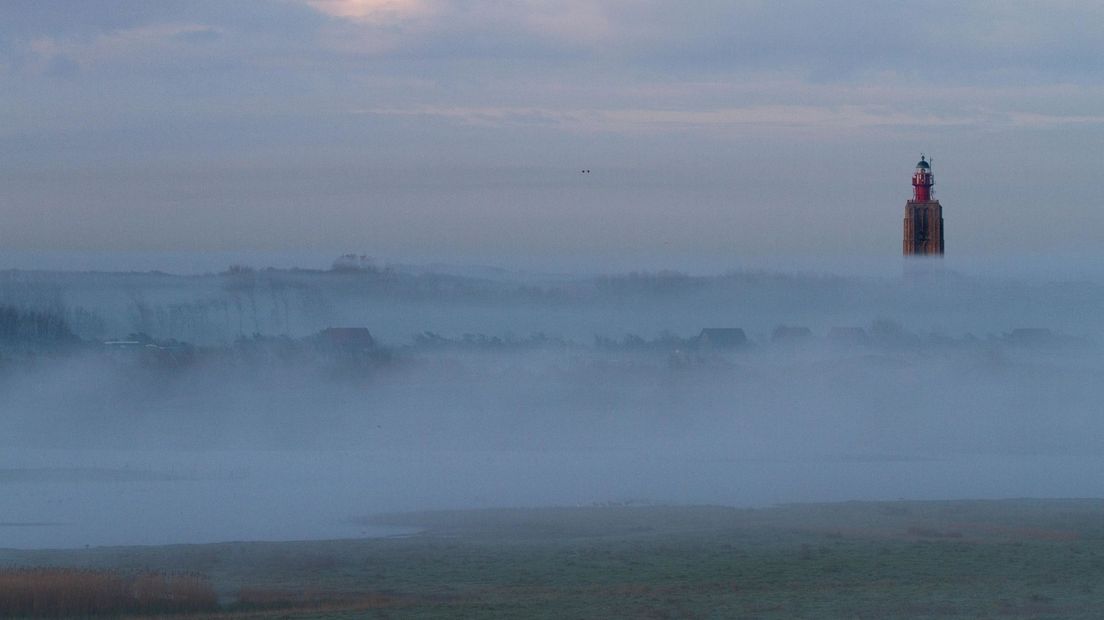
(0, 568, 217, 617)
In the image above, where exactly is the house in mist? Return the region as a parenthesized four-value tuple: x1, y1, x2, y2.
(309, 327, 387, 368)
(312, 327, 376, 353)
(102, 339, 145, 361)
(102, 335, 192, 367)
(771, 326, 813, 344)
(694, 328, 747, 349)
(1002, 328, 1073, 349)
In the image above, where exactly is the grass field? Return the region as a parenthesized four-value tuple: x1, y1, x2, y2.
(2, 499, 1103, 618)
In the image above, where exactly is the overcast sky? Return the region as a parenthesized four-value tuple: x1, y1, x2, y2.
(1, 0, 1102, 272)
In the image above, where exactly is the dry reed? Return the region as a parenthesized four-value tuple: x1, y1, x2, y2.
(0, 567, 217, 617)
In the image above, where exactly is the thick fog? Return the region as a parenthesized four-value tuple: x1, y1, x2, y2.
(2, 259, 1104, 548)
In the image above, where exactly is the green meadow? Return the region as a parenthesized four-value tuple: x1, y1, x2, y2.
(2, 499, 1103, 618)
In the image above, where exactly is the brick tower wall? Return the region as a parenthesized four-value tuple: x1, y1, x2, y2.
(903, 200, 944, 255)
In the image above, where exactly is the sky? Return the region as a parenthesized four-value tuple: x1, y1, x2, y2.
(1, 0, 1102, 273)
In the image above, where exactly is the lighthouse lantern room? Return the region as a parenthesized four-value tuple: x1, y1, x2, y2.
(903, 155, 945, 256)
(912, 155, 934, 202)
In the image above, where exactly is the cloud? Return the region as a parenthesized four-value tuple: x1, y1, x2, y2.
(518, 2, 614, 46)
(43, 54, 79, 78)
(299, 0, 623, 58)
(24, 23, 225, 74)
(304, 0, 432, 22)
(1007, 112, 1104, 128)
(352, 103, 1025, 136)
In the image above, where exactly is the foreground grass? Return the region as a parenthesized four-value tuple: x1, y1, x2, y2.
(2, 499, 1103, 618)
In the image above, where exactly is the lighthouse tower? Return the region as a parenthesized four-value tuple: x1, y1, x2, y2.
(903, 155, 944, 255)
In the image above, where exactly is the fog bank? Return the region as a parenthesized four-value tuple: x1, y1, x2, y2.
(1, 261, 1102, 548)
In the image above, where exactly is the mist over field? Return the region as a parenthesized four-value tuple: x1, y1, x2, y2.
(7, 12, 1104, 614)
(2, 259, 1103, 548)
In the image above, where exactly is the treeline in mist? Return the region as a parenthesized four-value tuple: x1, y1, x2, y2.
(0, 262, 1100, 347)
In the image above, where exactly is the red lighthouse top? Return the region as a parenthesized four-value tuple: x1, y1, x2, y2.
(912, 155, 934, 202)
